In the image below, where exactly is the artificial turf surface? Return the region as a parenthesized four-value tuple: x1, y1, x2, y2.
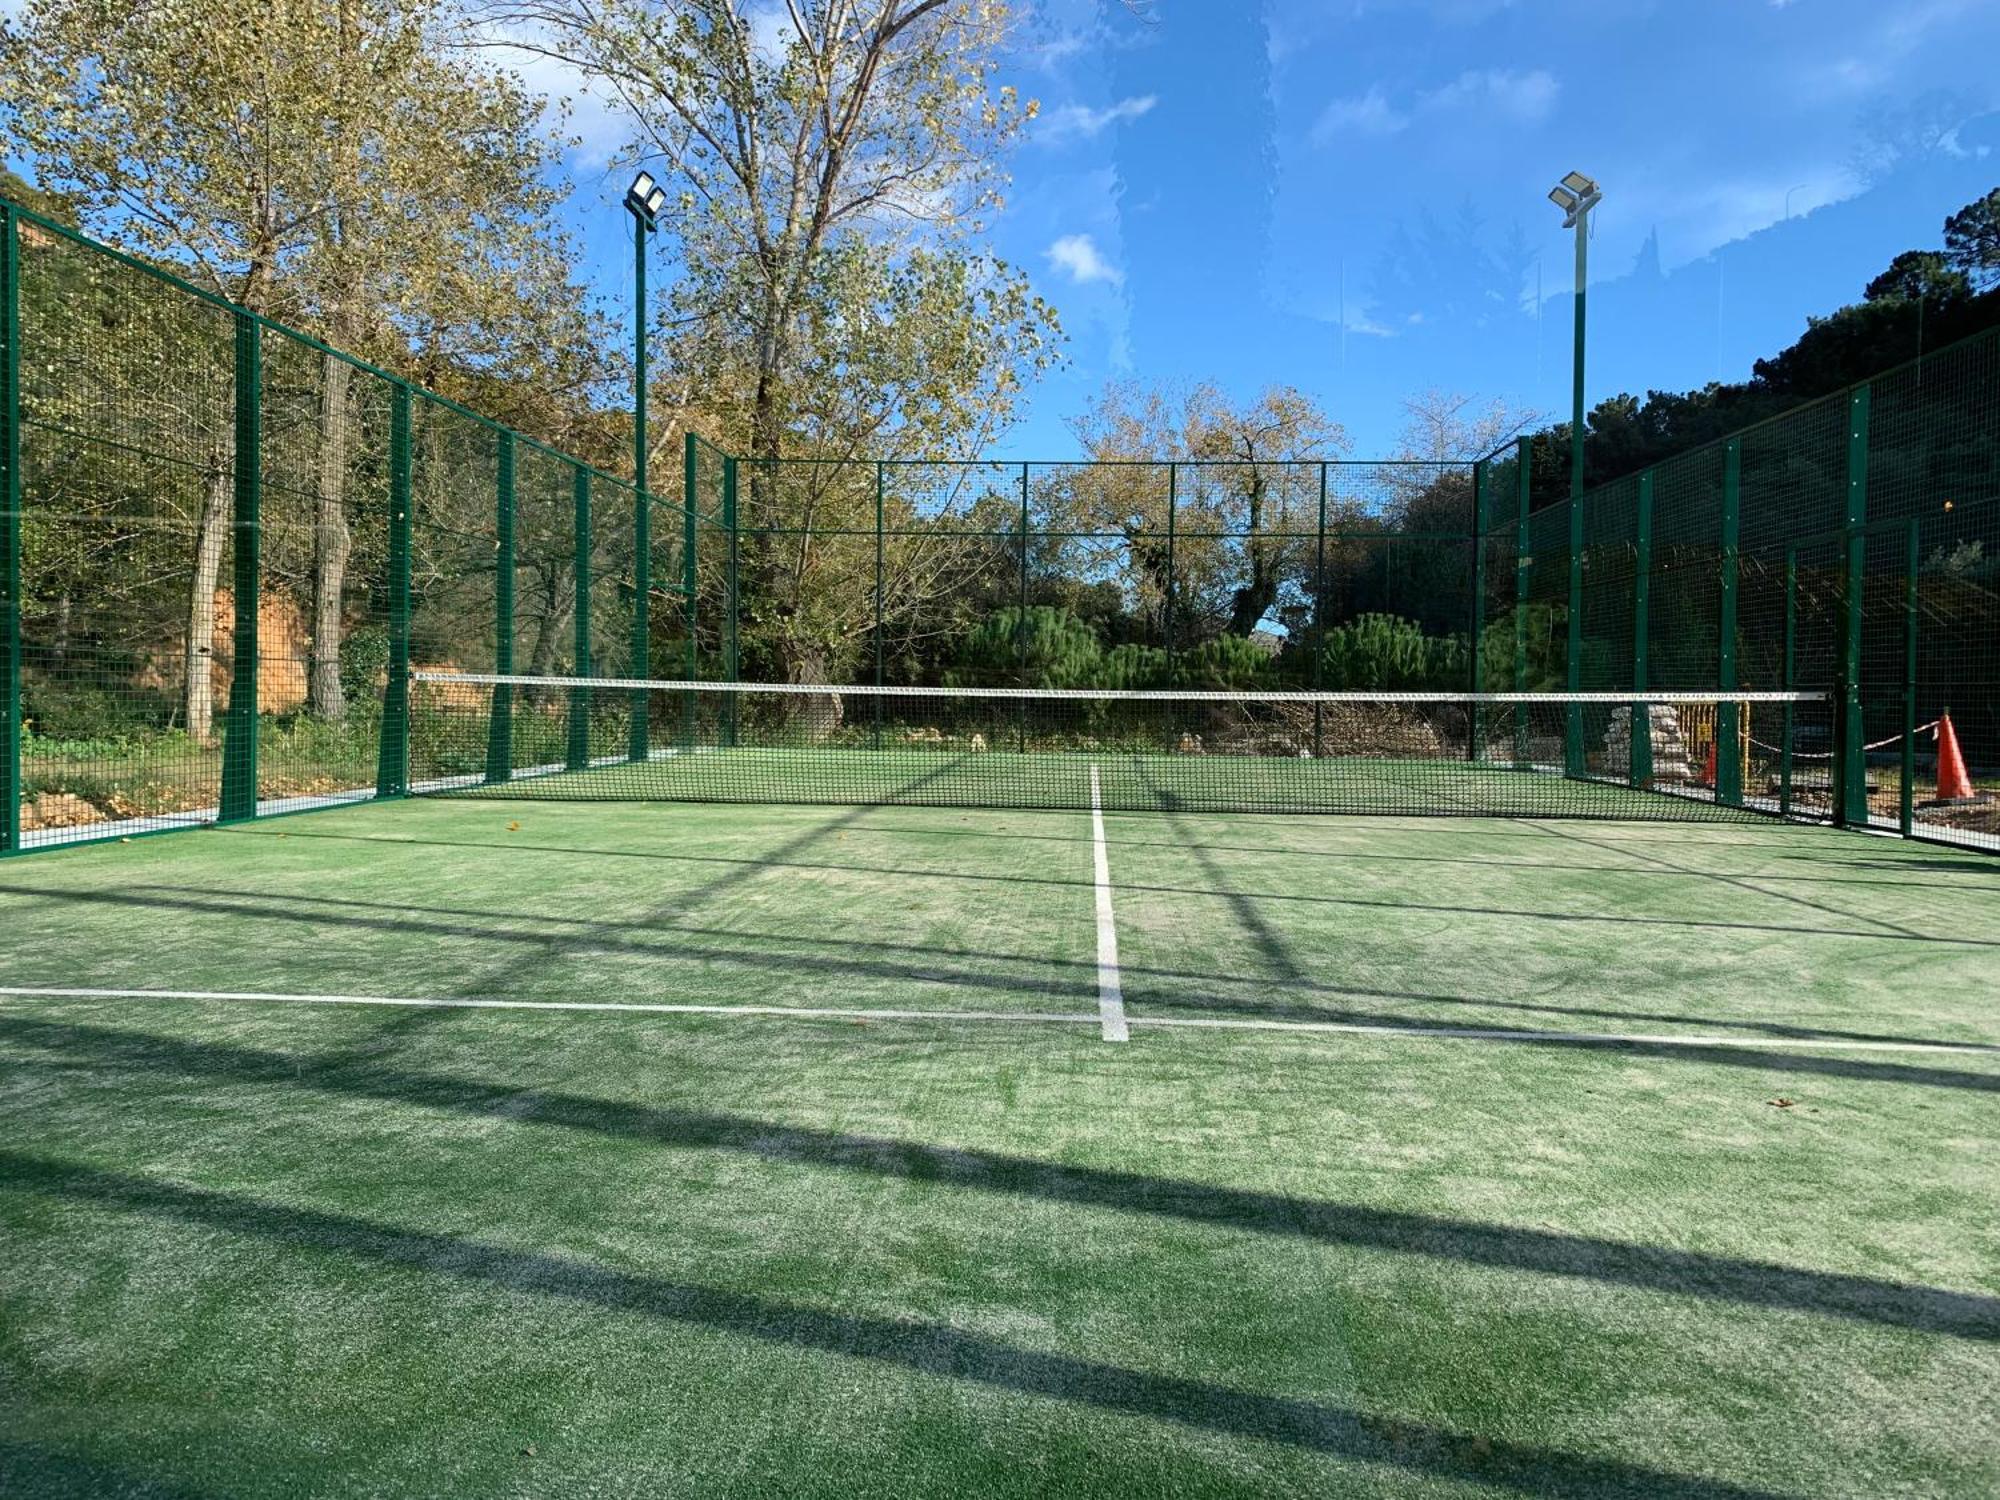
(2, 796, 1997, 1497)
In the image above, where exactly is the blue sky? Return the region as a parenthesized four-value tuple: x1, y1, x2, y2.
(544, 0, 2000, 462)
(12, 0, 1994, 462)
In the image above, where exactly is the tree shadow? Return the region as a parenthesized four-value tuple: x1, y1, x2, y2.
(0, 1150, 1788, 1499)
(4, 1015, 1996, 1343)
(209, 828, 2000, 949)
(0, 1441, 212, 1499)
(8, 883, 1999, 1092)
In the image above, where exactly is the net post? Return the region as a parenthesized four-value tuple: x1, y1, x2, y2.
(218, 312, 261, 824)
(1165, 461, 1178, 686)
(1781, 548, 1796, 819)
(1511, 436, 1531, 765)
(1563, 476, 1584, 778)
(1467, 459, 1484, 763)
(1901, 516, 1918, 837)
(1714, 438, 1743, 805)
(1312, 461, 1327, 756)
(1630, 469, 1653, 789)
(374, 383, 413, 798)
(567, 462, 591, 771)
(0, 201, 19, 855)
(720, 453, 738, 747)
(1835, 384, 1870, 827)
(485, 431, 515, 784)
(873, 460, 885, 749)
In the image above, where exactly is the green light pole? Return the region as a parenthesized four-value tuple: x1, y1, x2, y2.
(624, 170, 667, 761)
(1547, 170, 1601, 499)
(1547, 171, 1600, 777)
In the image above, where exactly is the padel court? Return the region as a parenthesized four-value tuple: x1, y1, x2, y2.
(4, 785, 1997, 1498)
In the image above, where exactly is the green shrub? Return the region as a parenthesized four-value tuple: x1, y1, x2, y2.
(1178, 633, 1275, 690)
(1317, 613, 1468, 691)
(946, 606, 1103, 689)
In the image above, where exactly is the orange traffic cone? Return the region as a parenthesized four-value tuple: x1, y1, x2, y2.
(1933, 711, 1978, 802)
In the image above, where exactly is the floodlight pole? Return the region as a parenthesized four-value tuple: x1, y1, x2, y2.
(1567, 194, 1593, 500)
(625, 173, 664, 762)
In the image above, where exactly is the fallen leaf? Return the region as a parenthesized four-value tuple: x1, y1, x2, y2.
(507, 821, 521, 832)
(1766, 1098, 1797, 1109)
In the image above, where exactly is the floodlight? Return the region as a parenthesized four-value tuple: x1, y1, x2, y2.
(631, 170, 657, 201)
(644, 184, 668, 217)
(1548, 185, 1578, 212)
(1561, 170, 1598, 196)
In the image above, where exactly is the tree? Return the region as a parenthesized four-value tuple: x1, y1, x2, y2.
(1062, 381, 1348, 645)
(3, 0, 599, 731)
(1943, 189, 2000, 291)
(492, 0, 1059, 683)
(1864, 250, 1971, 305)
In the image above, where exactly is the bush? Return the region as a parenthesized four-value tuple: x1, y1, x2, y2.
(340, 625, 392, 709)
(1178, 633, 1275, 690)
(946, 605, 1103, 689)
(1316, 614, 1468, 691)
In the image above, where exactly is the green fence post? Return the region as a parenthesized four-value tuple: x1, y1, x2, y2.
(1512, 437, 1532, 764)
(873, 460, 885, 749)
(0, 202, 19, 855)
(1630, 469, 1654, 788)
(1311, 463, 1327, 755)
(374, 384, 413, 798)
(218, 313, 261, 823)
(720, 453, 738, 747)
(1564, 480, 1584, 778)
(485, 432, 515, 784)
(1016, 461, 1030, 750)
(567, 464, 591, 771)
(1835, 385, 1870, 826)
(1468, 459, 1485, 762)
(627, 435, 658, 763)
(677, 436, 697, 750)
(1781, 549, 1797, 819)
(1165, 462, 1178, 685)
(1901, 517, 1918, 837)
(1715, 438, 1742, 806)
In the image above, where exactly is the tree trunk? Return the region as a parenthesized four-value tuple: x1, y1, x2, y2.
(184, 448, 233, 742)
(309, 350, 355, 718)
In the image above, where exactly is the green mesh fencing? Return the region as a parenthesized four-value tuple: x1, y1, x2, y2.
(3, 193, 1996, 853)
(2, 197, 673, 852)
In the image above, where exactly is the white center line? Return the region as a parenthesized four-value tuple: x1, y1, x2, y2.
(1089, 765, 1130, 1044)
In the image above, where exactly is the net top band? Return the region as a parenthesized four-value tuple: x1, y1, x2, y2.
(411, 671, 1827, 707)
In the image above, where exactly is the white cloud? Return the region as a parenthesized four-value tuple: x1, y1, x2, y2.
(1309, 86, 1409, 143)
(1036, 95, 1158, 144)
(1045, 233, 1123, 286)
(1419, 68, 1559, 123)
(1310, 68, 1558, 146)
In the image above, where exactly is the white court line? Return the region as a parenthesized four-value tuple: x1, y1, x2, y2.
(4, 986, 1995, 1056)
(0, 986, 1096, 1027)
(1088, 766, 1130, 1043)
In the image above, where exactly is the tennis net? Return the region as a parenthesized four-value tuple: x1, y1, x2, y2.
(402, 672, 1829, 821)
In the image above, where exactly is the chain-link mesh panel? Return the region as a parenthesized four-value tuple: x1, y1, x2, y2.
(255, 327, 393, 812)
(16, 222, 237, 845)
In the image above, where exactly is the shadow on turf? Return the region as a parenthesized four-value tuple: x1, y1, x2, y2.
(5, 1014, 1997, 1348)
(14, 879, 2000, 1066)
(207, 827, 2000, 950)
(0, 1441, 212, 1500)
(0, 1150, 1792, 1500)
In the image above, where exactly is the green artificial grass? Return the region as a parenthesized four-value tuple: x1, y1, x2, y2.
(2, 798, 1996, 1497)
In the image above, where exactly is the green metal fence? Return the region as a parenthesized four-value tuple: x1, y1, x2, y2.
(3, 195, 1996, 855)
(1, 195, 692, 854)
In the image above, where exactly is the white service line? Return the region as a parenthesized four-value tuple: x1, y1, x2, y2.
(1088, 766, 1130, 1043)
(2, 986, 1992, 1056)
(0, 986, 1098, 1028)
